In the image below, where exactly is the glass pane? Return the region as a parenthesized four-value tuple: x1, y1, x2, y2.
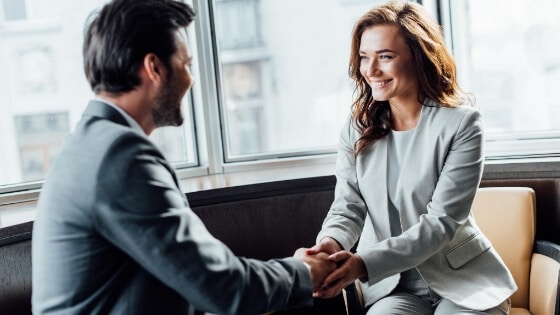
(212, 0, 384, 160)
(14, 112, 69, 181)
(2, 0, 27, 21)
(0, 0, 198, 188)
(27, 0, 59, 20)
(150, 95, 198, 166)
(450, 0, 560, 135)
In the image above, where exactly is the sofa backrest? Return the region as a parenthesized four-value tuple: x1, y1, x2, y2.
(1, 176, 559, 315)
(0, 222, 33, 315)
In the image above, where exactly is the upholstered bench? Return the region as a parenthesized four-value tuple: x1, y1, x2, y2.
(1, 177, 559, 315)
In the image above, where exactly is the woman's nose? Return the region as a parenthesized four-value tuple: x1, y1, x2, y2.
(366, 60, 381, 77)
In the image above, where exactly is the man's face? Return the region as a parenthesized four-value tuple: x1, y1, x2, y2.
(152, 31, 194, 128)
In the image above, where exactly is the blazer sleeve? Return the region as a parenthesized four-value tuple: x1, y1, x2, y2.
(94, 133, 313, 315)
(316, 116, 368, 250)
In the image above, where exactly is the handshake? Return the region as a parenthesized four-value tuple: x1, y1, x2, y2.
(293, 237, 367, 299)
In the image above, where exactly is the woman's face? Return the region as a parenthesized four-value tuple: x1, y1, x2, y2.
(358, 24, 419, 105)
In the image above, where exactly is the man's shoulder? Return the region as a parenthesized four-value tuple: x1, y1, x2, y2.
(44, 116, 153, 195)
(70, 113, 154, 160)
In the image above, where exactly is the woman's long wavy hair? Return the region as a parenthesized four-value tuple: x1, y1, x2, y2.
(349, 1, 470, 155)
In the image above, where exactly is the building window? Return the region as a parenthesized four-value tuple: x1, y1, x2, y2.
(0, 0, 197, 188)
(14, 112, 69, 181)
(0, 0, 59, 27)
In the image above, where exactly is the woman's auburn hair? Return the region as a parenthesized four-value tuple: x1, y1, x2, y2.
(348, 1, 471, 155)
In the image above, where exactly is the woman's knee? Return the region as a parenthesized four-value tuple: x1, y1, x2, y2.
(434, 298, 510, 315)
(366, 292, 432, 315)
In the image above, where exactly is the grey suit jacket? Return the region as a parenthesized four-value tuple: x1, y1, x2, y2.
(32, 100, 313, 315)
(317, 99, 516, 310)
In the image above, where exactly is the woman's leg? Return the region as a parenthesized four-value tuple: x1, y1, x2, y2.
(434, 299, 510, 315)
(366, 291, 433, 315)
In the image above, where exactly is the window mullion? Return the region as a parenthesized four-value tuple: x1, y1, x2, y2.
(192, 0, 226, 175)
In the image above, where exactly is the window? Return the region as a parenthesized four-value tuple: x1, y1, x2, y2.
(441, 0, 560, 158)
(0, 0, 198, 189)
(209, 0, 383, 162)
(0, 0, 60, 31)
(14, 112, 69, 181)
(2, 0, 27, 22)
(2, 0, 560, 217)
(1, 0, 57, 22)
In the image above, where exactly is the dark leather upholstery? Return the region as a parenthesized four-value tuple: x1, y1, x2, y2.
(1, 176, 559, 315)
(192, 190, 333, 259)
(0, 222, 33, 315)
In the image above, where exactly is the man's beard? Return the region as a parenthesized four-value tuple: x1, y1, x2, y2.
(152, 84, 184, 128)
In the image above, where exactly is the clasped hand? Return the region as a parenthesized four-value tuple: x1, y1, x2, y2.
(294, 237, 367, 299)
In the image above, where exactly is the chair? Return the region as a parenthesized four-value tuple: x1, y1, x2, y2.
(471, 187, 559, 315)
(344, 187, 560, 315)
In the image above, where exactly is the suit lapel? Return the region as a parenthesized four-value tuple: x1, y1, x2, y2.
(395, 105, 425, 197)
(393, 104, 437, 228)
(360, 137, 391, 240)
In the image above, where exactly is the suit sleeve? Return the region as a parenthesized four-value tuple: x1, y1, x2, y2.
(94, 133, 313, 315)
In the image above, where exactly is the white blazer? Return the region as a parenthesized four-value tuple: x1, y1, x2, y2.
(317, 99, 516, 310)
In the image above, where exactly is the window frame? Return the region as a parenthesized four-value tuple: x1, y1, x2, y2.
(187, 0, 339, 177)
(436, 0, 560, 160)
(2, 0, 560, 209)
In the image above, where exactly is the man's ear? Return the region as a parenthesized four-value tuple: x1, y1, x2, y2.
(142, 53, 164, 83)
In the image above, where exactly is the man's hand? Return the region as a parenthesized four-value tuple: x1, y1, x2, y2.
(294, 248, 337, 288)
(312, 251, 367, 299)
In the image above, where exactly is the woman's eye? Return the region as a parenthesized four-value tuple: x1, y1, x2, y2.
(379, 54, 394, 60)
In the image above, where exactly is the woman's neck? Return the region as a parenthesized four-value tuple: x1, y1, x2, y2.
(389, 99, 422, 131)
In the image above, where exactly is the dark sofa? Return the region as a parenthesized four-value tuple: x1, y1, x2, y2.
(1, 174, 559, 314)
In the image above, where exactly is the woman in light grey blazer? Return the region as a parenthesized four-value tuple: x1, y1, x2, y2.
(306, 2, 516, 314)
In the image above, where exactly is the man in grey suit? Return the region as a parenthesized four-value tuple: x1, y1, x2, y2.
(31, 0, 336, 314)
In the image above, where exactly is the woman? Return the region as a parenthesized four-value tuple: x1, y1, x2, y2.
(307, 1, 515, 314)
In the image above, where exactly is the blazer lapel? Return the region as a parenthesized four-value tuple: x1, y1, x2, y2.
(360, 137, 391, 240)
(394, 103, 437, 228)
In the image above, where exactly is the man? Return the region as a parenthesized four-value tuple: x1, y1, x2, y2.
(31, 0, 335, 314)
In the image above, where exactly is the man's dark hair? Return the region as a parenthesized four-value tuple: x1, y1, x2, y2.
(83, 0, 195, 93)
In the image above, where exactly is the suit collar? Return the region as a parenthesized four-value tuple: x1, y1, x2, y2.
(84, 100, 130, 127)
(84, 100, 184, 194)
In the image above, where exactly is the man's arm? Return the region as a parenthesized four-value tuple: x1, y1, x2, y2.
(95, 134, 321, 315)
